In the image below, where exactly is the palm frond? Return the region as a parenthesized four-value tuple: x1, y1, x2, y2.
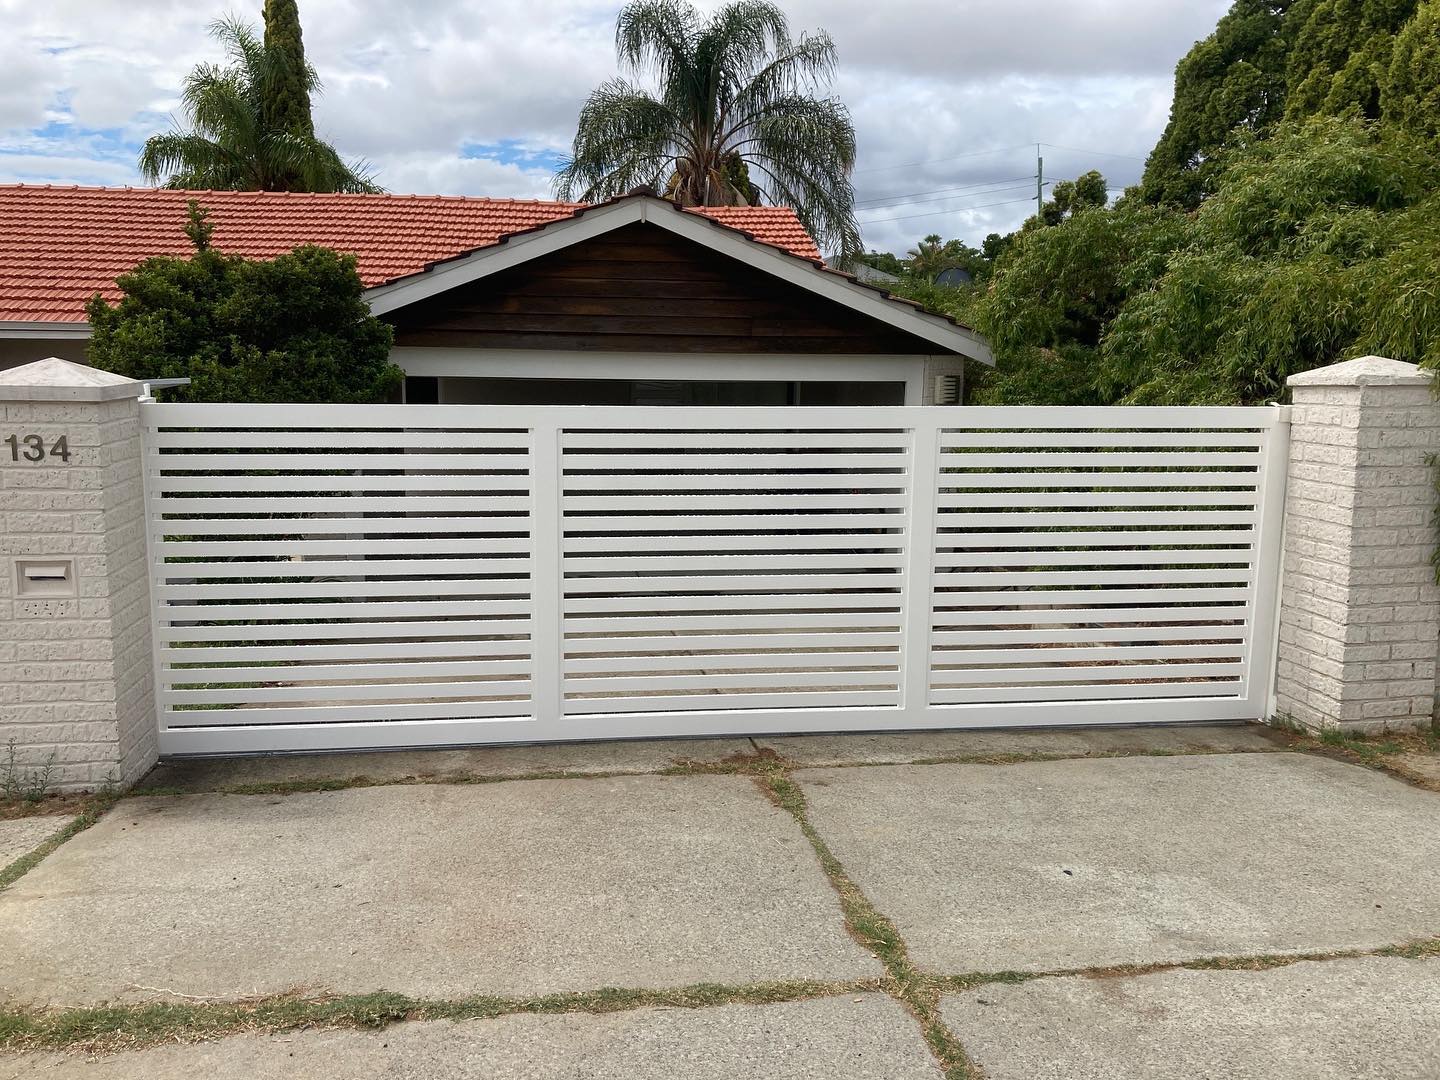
(563, 0, 859, 257)
(139, 16, 377, 194)
(555, 80, 683, 200)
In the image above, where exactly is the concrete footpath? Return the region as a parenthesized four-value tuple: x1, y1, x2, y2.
(0, 723, 1436, 1078)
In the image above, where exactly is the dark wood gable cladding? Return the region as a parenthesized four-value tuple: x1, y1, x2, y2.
(386, 222, 937, 355)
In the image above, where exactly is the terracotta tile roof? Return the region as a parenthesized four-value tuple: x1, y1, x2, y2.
(0, 185, 824, 325)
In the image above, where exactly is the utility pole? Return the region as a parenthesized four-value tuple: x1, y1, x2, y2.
(1036, 143, 1044, 216)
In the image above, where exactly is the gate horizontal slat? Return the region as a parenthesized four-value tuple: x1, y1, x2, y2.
(169, 678, 529, 705)
(158, 578, 533, 601)
(157, 618, 532, 643)
(162, 698, 535, 727)
(931, 644, 1243, 665)
(162, 639, 531, 664)
(931, 680, 1243, 704)
(566, 651, 898, 675)
(154, 452, 530, 471)
(170, 658, 533, 685)
(564, 690, 898, 713)
(158, 473, 531, 492)
(162, 557, 532, 579)
(159, 516, 529, 537)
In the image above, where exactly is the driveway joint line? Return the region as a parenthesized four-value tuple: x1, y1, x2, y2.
(754, 766, 982, 1080)
(1, 933, 1434, 1056)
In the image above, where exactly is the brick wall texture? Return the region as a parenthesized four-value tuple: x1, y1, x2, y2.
(0, 397, 156, 790)
(1276, 380, 1440, 733)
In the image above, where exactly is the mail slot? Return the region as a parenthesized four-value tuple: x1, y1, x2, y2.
(15, 559, 76, 598)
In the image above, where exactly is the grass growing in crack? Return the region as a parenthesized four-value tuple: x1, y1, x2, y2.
(127, 751, 793, 801)
(0, 793, 118, 892)
(923, 934, 1440, 993)
(0, 979, 880, 1054)
(1271, 720, 1440, 792)
(1317, 729, 1405, 763)
(757, 773, 979, 1080)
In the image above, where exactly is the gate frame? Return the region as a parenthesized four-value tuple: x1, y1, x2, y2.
(140, 402, 1293, 756)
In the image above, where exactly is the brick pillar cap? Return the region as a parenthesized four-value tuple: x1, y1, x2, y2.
(1287, 355, 1432, 389)
(0, 357, 147, 402)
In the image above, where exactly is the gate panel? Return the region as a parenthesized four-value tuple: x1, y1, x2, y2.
(556, 424, 911, 718)
(141, 403, 1289, 754)
(146, 406, 537, 754)
(926, 407, 1288, 722)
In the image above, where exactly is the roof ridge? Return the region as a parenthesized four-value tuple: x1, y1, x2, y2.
(0, 183, 591, 208)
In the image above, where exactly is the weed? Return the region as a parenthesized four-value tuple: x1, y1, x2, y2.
(1, 740, 58, 804)
(0, 792, 118, 892)
(0, 979, 878, 1054)
(1268, 712, 1306, 735)
(757, 773, 979, 1080)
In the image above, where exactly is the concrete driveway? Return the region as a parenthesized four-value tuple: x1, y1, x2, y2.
(0, 723, 1437, 1079)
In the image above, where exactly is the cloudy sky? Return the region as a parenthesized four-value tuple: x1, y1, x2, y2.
(0, 0, 1228, 255)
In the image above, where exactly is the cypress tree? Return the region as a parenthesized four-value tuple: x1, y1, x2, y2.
(262, 0, 315, 139)
(1382, 1, 1440, 136)
(1138, 0, 1294, 209)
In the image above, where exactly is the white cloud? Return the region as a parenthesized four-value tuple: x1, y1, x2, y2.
(0, 0, 1229, 251)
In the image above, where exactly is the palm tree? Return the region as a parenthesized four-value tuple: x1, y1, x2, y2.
(139, 17, 378, 194)
(907, 235, 950, 281)
(555, 0, 861, 259)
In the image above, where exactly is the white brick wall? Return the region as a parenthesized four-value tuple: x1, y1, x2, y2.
(0, 366, 157, 791)
(1275, 358, 1440, 733)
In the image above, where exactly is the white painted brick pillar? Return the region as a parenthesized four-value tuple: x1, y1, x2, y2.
(0, 358, 158, 791)
(1275, 355, 1440, 734)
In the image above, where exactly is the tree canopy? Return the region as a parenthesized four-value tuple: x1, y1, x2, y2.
(86, 202, 402, 403)
(555, 0, 861, 259)
(1140, 0, 1294, 208)
(1138, 0, 1434, 207)
(882, 0, 1440, 408)
(139, 14, 378, 193)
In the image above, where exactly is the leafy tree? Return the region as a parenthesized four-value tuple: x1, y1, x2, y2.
(973, 201, 1187, 404)
(1382, 1, 1440, 136)
(86, 202, 401, 403)
(1035, 170, 1109, 226)
(555, 0, 861, 259)
(139, 16, 378, 193)
(858, 249, 905, 276)
(980, 231, 1013, 265)
(1283, 0, 1417, 120)
(261, 0, 315, 142)
(1105, 118, 1440, 403)
(1140, 0, 1294, 207)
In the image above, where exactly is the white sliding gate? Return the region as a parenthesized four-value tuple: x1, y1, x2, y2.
(141, 404, 1289, 755)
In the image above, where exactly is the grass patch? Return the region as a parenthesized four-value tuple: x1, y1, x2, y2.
(0, 979, 879, 1055)
(0, 794, 117, 892)
(757, 773, 979, 1080)
(1317, 729, 1405, 763)
(1273, 721, 1440, 792)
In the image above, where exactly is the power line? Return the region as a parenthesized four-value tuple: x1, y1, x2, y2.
(853, 143, 1033, 175)
(853, 141, 1146, 178)
(1039, 142, 1147, 163)
(857, 184, 1037, 219)
(855, 178, 1037, 212)
(858, 195, 1041, 226)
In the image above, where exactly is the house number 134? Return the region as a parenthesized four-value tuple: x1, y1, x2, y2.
(4, 434, 70, 463)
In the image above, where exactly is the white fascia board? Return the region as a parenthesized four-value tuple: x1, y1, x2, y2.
(392, 347, 922, 383)
(364, 201, 647, 315)
(362, 196, 994, 364)
(0, 321, 91, 339)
